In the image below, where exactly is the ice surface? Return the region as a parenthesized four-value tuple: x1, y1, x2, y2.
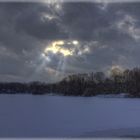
(0, 94, 140, 137)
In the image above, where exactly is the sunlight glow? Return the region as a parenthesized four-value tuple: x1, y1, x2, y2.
(43, 40, 92, 58)
(44, 40, 73, 56)
(72, 40, 79, 45)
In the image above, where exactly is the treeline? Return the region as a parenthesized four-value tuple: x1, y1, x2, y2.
(1, 67, 140, 97)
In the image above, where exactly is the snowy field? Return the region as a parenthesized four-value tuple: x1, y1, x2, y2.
(0, 94, 140, 138)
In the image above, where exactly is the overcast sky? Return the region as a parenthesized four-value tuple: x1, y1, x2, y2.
(0, 1, 140, 82)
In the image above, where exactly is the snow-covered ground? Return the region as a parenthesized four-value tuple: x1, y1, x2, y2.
(0, 94, 140, 138)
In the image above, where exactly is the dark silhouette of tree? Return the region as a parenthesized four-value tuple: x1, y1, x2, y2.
(94, 72, 105, 83)
(1, 67, 140, 97)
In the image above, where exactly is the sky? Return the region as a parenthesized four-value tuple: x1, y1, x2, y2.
(0, 1, 140, 82)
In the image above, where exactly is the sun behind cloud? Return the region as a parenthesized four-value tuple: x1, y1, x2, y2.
(44, 40, 74, 56)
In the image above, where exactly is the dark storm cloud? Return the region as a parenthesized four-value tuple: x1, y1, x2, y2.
(0, 2, 140, 82)
(61, 3, 114, 41)
(0, 3, 43, 53)
(15, 8, 68, 40)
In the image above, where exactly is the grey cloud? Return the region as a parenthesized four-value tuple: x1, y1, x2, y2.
(0, 2, 140, 82)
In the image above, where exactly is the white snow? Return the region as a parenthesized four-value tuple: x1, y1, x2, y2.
(96, 93, 129, 98)
(0, 94, 140, 137)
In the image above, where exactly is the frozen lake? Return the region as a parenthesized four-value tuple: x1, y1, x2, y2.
(0, 94, 140, 138)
